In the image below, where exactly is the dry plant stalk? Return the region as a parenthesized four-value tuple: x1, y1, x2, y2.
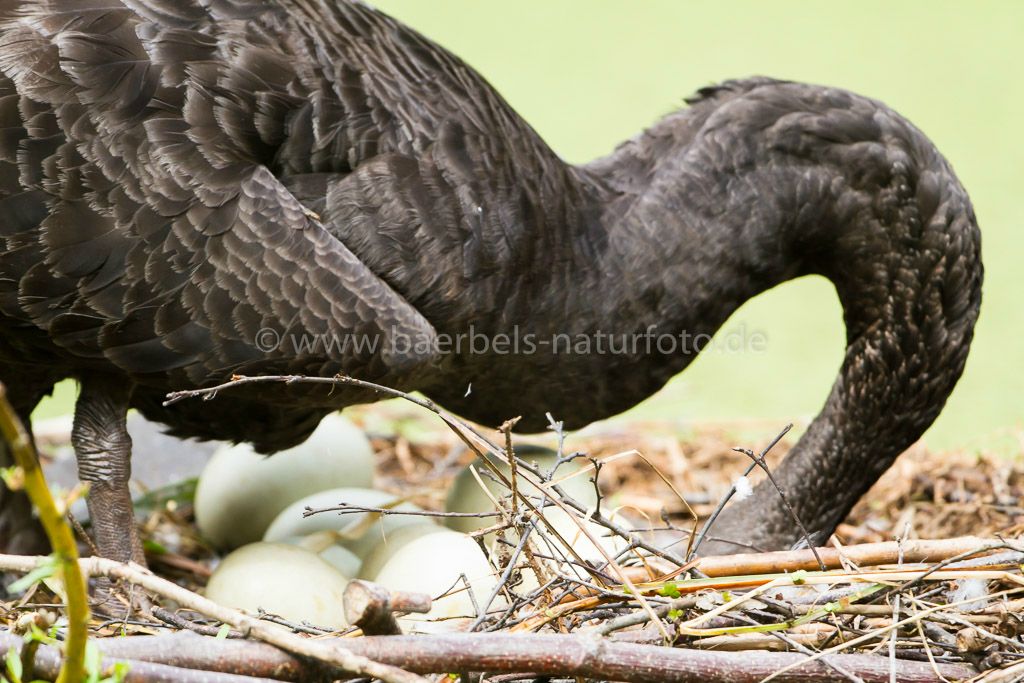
(0, 382, 88, 683)
(693, 537, 1004, 576)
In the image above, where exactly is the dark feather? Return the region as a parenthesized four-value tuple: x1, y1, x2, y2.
(0, 0, 982, 557)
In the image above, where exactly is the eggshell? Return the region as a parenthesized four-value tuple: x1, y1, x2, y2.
(371, 531, 499, 633)
(195, 414, 374, 549)
(278, 533, 363, 577)
(445, 446, 628, 585)
(263, 487, 430, 560)
(204, 542, 350, 629)
(357, 523, 451, 581)
(445, 446, 598, 535)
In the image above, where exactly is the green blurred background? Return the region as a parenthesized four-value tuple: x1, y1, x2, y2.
(35, 1, 1023, 451)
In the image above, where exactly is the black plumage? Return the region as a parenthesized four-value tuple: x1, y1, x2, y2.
(0, 0, 982, 561)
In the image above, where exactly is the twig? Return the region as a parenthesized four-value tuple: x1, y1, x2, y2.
(688, 424, 791, 560)
(11, 630, 975, 683)
(0, 554, 424, 683)
(150, 607, 244, 638)
(0, 382, 88, 683)
(304, 504, 502, 519)
(692, 537, 1003, 577)
(729, 427, 826, 571)
(470, 519, 537, 632)
(343, 580, 431, 636)
(757, 586, 1024, 683)
(0, 633, 286, 683)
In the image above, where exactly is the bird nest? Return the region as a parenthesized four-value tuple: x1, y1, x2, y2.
(2, 376, 1023, 683)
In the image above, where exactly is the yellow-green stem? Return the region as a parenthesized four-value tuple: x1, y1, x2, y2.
(0, 382, 88, 683)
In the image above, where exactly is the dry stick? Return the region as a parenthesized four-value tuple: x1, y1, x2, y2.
(0, 383, 88, 683)
(975, 659, 1024, 683)
(501, 417, 521, 519)
(459, 445, 672, 639)
(11, 630, 975, 683)
(343, 580, 431, 636)
(893, 542, 1016, 593)
(470, 519, 537, 632)
(692, 537, 1003, 577)
(166, 373, 674, 640)
(912, 612, 951, 683)
(728, 612, 864, 683)
(0, 633, 287, 683)
(512, 563, 1022, 635)
(0, 554, 424, 683)
(305, 504, 503, 520)
(150, 606, 244, 638)
(688, 424, 792, 560)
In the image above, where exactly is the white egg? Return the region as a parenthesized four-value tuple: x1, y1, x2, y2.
(195, 414, 374, 549)
(204, 542, 350, 629)
(445, 446, 599, 536)
(530, 510, 630, 562)
(357, 523, 451, 581)
(263, 487, 431, 561)
(445, 446, 607, 551)
(445, 446, 629, 587)
(371, 531, 500, 633)
(277, 533, 363, 577)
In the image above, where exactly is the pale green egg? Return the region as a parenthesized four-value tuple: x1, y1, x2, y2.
(194, 414, 374, 549)
(357, 523, 451, 581)
(277, 533, 363, 577)
(204, 542, 350, 629)
(370, 531, 500, 633)
(263, 487, 434, 572)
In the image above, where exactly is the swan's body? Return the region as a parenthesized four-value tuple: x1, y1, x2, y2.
(0, 0, 981, 560)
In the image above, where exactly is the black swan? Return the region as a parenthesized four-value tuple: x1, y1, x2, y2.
(0, 0, 982, 564)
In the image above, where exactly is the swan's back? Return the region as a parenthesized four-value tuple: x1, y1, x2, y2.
(0, 0, 574, 429)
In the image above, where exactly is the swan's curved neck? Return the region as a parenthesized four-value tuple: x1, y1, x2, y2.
(428, 80, 979, 554)
(570, 81, 981, 552)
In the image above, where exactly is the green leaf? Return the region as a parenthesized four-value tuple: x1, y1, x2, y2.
(133, 478, 198, 513)
(99, 661, 130, 683)
(7, 558, 57, 594)
(667, 608, 683, 620)
(84, 642, 101, 683)
(657, 582, 681, 599)
(142, 539, 168, 555)
(5, 647, 23, 683)
(216, 624, 231, 640)
(0, 466, 23, 491)
(24, 625, 55, 646)
(790, 570, 808, 585)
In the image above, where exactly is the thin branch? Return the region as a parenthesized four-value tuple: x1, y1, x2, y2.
(688, 424, 791, 560)
(167, 373, 675, 640)
(729, 428, 826, 571)
(1, 630, 976, 683)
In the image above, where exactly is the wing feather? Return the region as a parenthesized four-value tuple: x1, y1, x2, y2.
(0, 0, 441, 386)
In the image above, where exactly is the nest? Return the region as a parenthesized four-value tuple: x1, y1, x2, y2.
(2, 375, 1023, 683)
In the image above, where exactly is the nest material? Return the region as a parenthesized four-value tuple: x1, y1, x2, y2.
(4, 394, 1024, 683)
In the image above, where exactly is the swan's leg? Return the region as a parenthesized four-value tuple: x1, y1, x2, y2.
(72, 376, 144, 566)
